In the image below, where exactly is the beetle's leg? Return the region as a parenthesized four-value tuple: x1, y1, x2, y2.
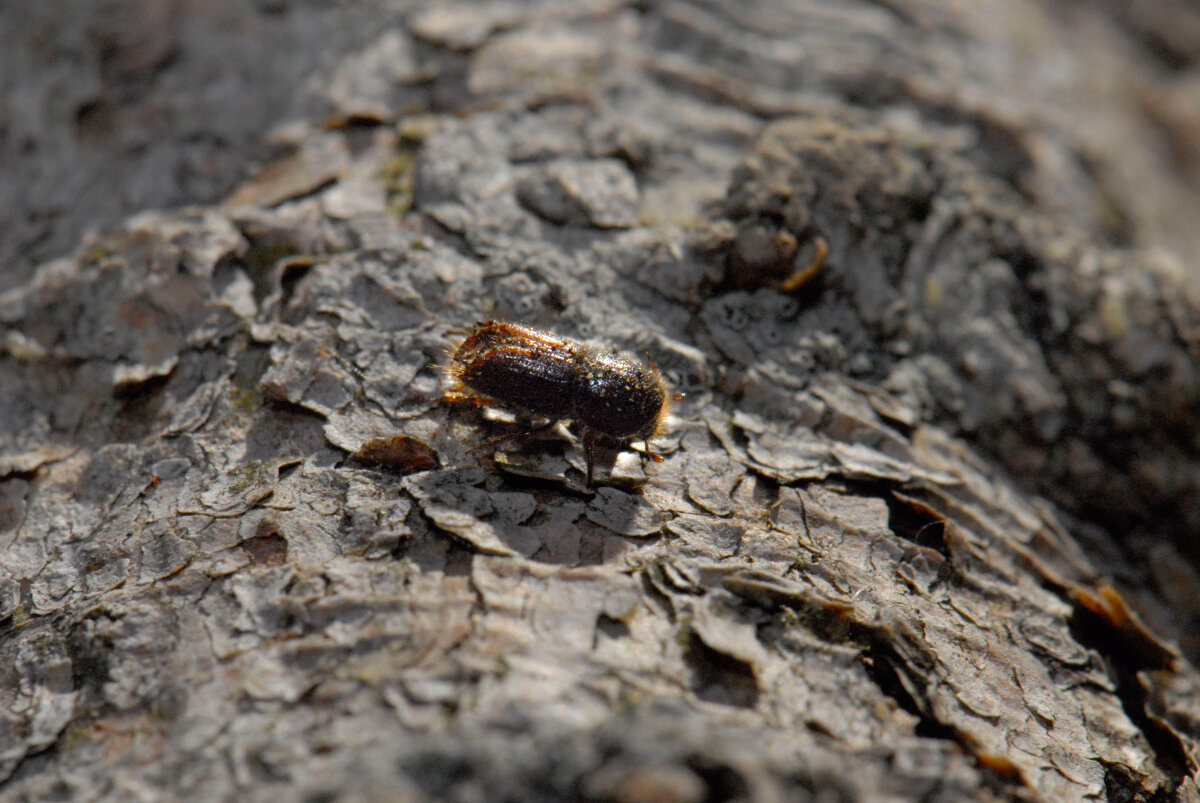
(637, 439, 665, 466)
(443, 388, 490, 405)
(583, 428, 598, 486)
(470, 420, 557, 453)
(634, 440, 649, 471)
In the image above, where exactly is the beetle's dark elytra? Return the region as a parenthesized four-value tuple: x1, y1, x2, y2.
(573, 351, 665, 439)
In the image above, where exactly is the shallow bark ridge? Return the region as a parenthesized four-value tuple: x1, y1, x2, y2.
(2, 2, 1200, 801)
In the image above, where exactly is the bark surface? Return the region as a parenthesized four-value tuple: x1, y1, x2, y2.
(3, 1, 1200, 801)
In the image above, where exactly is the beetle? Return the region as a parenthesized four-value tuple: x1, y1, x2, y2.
(447, 320, 671, 484)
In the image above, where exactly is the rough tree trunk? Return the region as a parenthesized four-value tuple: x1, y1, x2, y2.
(2, 1, 1200, 801)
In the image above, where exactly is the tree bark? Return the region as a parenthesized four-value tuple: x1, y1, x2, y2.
(2, 1, 1200, 801)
